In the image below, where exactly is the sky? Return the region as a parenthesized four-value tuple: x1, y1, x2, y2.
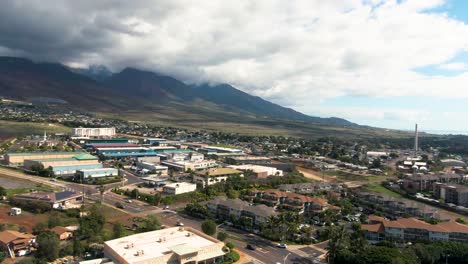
(1, 0, 468, 131)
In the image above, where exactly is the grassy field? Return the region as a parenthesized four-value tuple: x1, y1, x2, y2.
(364, 183, 403, 198)
(0, 120, 70, 139)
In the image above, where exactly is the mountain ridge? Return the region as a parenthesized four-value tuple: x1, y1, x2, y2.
(0, 56, 355, 127)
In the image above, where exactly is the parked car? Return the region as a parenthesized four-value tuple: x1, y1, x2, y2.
(246, 244, 257, 250)
(115, 202, 125, 209)
(176, 222, 184, 226)
(277, 243, 287, 248)
(164, 206, 170, 210)
(126, 199, 133, 203)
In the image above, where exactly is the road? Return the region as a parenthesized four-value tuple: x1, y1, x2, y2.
(157, 211, 315, 264)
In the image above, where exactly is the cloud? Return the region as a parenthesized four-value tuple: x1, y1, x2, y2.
(1, 0, 468, 119)
(439, 62, 468, 71)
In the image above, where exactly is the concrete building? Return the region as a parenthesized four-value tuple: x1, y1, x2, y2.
(225, 156, 272, 165)
(158, 152, 204, 162)
(5, 152, 83, 166)
(194, 168, 243, 187)
(434, 183, 468, 206)
(76, 168, 119, 182)
(362, 217, 468, 243)
(103, 227, 225, 264)
(227, 164, 283, 178)
(13, 191, 83, 210)
(162, 160, 217, 172)
(441, 159, 467, 167)
(23, 153, 102, 176)
(163, 182, 197, 195)
(73, 127, 116, 138)
(136, 162, 169, 176)
(210, 152, 247, 161)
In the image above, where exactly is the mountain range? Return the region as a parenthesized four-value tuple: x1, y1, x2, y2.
(0, 56, 357, 134)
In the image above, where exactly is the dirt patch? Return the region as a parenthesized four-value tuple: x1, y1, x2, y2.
(0, 204, 47, 232)
(297, 167, 336, 182)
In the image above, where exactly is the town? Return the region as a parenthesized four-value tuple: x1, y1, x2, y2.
(0, 117, 468, 264)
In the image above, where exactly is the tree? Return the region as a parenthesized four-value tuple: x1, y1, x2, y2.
(0, 250, 6, 263)
(217, 231, 228, 241)
(37, 231, 60, 261)
(138, 214, 161, 232)
(201, 219, 217, 236)
(79, 205, 106, 241)
(0, 185, 6, 196)
(226, 242, 235, 249)
(73, 239, 84, 257)
(98, 184, 105, 203)
(48, 213, 63, 228)
(326, 225, 349, 262)
(113, 222, 124, 239)
(33, 222, 48, 233)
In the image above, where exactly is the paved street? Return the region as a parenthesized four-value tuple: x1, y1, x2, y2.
(157, 211, 316, 264)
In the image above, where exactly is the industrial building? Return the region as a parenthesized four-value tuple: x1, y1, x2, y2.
(162, 160, 217, 172)
(5, 152, 84, 166)
(103, 227, 225, 264)
(72, 127, 116, 138)
(198, 146, 243, 155)
(23, 153, 102, 176)
(95, 146, 184, 159)
(163, 182, 197, 195)
(76, 168, 119, 182)
(225, 156, 272, 165)
(228, 164, 283, 178)
(13, 191, 83, 210)
(135, 162, 169, 176)
(194, 168, 243, 187)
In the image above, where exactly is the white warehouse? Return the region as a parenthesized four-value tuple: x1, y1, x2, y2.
(163, 182, 197, 195)
(72, 127, 116, 138)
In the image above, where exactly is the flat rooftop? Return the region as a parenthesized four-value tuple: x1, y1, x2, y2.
(105, 227, 221, 263)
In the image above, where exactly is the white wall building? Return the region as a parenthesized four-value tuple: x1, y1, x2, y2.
(228, 164, 283, 178)
(163, 182, 197, 195)
(72, 127, 116, 138)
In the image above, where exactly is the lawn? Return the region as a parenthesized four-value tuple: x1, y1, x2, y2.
(0, 120, 70, 139)
(365, 183, 403, 198)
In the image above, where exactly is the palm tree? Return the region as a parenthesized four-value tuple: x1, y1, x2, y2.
(98, 185, 105, 203)
(326, 225, 349, 262)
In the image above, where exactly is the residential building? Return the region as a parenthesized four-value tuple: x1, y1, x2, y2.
(204, 196, 278, 228)
(72, 127, 116, 138)
(278, 182, 343, 194)
(103, 227, 225, 264)
(163, 182, 197, 195)
(245, 189, 338, 215)
(51, 226, 73, 240)
(359, 192, 450, 220)
(434, 183, 468, 206)
(227, 164, 283, 178)
(193, 168, 243, 187)
(76, 168, 119, 182)
(362, 217, 468, 243)
(23, 153, 102, 176)
(225, 156, 272, 165)
(0, 230, 36, 258)
(13, 191, 83, 210)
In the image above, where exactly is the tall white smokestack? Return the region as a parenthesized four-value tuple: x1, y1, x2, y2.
(414, 123, 418, 153)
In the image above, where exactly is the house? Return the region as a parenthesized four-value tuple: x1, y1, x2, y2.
(13, 191, 83, 210)
(0, 230, 36, 258)
(51, 226, 73, 240)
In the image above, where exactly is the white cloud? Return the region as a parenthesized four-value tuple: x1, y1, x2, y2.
(1, 0, 468, 120)
(439, 62, 467, 71)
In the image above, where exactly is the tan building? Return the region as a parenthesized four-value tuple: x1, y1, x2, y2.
(5, 152, 83, 166)
(0, 230, 36, 258)
(194, 168, 243, 187)
(104, 227, 225, 264)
